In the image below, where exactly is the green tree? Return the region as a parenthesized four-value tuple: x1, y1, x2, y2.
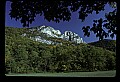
(28, 50, 39, 71)
(104, 50, 116, 70)
(75, 46, 84, 71)
(40, 50, 53, 72)
(13, 45, 28, 61)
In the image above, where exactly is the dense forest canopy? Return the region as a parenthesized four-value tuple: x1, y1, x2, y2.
(88, 39, 116, 52)
(5, 27, 116, 73)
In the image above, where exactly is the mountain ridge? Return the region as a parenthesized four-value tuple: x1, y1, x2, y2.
(21, 25, 86, 45)
(88, 39, 116, 52)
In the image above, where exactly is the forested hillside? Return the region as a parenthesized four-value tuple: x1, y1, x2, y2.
(88, 39, 116, 52)
(5, 27, 116, 74)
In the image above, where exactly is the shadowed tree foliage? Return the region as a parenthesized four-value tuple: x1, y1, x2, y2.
(9, 1, 117, 41)
(83, 9, 117, 40)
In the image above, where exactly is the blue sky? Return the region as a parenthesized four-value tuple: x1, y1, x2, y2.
(5, 1, 116, 43)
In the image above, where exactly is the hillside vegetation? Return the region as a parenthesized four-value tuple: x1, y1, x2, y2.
(88, 39, 116, 52)
(5, 27, 116, 74)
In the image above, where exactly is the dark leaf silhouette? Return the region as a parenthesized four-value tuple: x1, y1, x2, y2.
(9, 1, 116, 40)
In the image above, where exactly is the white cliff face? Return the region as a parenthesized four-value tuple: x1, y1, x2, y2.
(21, 33, 27, 36)
(39, 26, 62, 38)
(63, 31, 84, 44)
(56, 30, 61, 35)
(22, 25, 86, 44)
(33, 36, 53, 44)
